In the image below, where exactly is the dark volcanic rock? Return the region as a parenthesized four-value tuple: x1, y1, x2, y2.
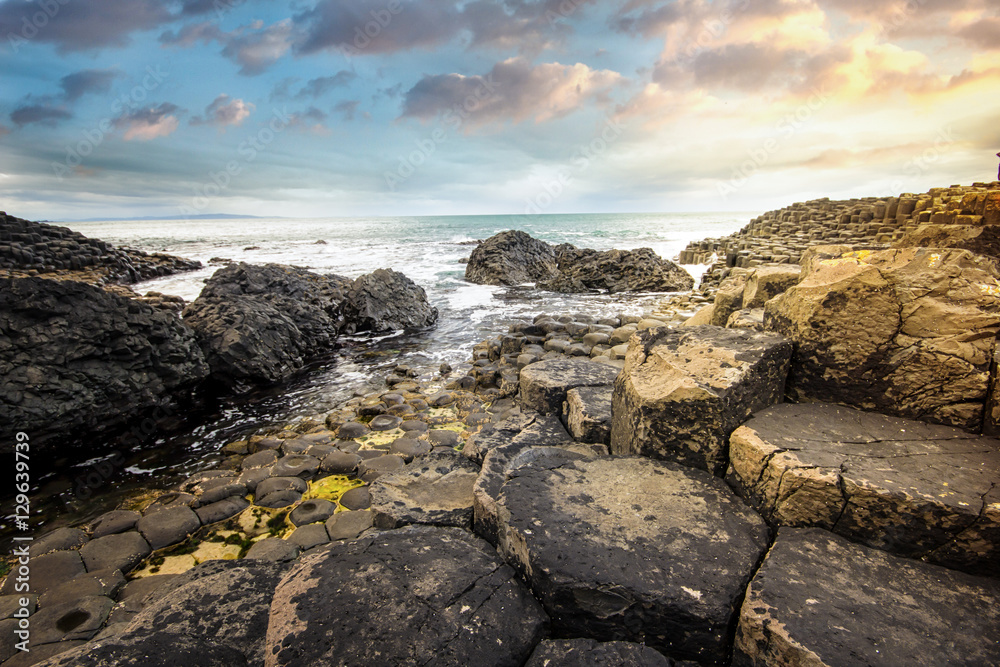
(526, 639, 672, 666)
(370, 449, 480, 529)
(464, 230, 559, 286)
(0, 212, 201, 283)
(727, 402, 1000, 575)
(541, 246, 694, 293)
(733, 528, 1000, 667)
(265, 525, 548, 667)
(610, 325, 792, 475)
(341, 268, 438, 334)
(34, 633, 250, 667)
(493, 455, 769, 664)
(520, 357, 620, 415)
(182, 263, 351, 387)
(0, 276, 209, 452)
(564, 385, 613, 444)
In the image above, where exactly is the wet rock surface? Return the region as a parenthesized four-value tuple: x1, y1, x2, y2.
(611, 325, 792, 475)
(464, 230, 559, 286)
(340, 268, 438, 334)
(727, 402, 1000, 575)
(541, 246, 694, 293)
(0, 276, 209, 452)
(493, 454, 769, 663)
(264, 526, 547, 667)
(733, 527, 1000, 667)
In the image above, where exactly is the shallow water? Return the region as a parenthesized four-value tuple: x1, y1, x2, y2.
(3, 212, 752, 541)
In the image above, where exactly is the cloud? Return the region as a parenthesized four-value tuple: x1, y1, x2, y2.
(113, 103, 182, 140)
(10, 104, 72, 128)
(400, 57, 624, 127)
(333, 100, 360, 120)
(269, 77, 300, 101)
(221, 19, 296, 75)
(60, 68, 122, 101)
(956, 16, 1000, 50)
(160, 19, 294, 75)
(294, 0, 591, 56)
(0, 0, 172, 52)
(0, 124, 9, 137)
(295, 71, 357, 99)
(287, 106, 330, 134)
(190, 94, 254, 128)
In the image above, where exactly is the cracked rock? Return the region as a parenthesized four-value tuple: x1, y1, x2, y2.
(494, 455, 769, 663)
(611, 325, 792, 475)
(727, 402, 1000, 575)
(765, 246, 1000, 431)
(265, 525, 547, 667)
(370, 449, 480, 529)
(733, 527, 1000, 667)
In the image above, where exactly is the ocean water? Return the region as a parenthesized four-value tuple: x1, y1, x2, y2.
(9, 212, 752, 537)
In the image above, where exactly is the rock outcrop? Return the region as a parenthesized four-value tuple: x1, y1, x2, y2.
(0, 212, 201, 283)
(0, 276, 209, 453)
(540, 246, 694, 293)
(184, 263, 438, 387)
(765, 246, 1000, 431)
(465, 230, 692, 293)
(464, 230, 559, 286)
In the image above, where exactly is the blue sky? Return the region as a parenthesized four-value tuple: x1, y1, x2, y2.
(0, 0, 998, 220)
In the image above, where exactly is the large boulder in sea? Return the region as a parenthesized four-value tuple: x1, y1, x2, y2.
(465, 230, 693, 293)
(341, 268, 438, 334)
(0, 276, 209, 453)
(182, 263, 351, 387)
(464, 230, 559, 286)
(765, 246, 1000, 431)
(541, 246, 694, 293)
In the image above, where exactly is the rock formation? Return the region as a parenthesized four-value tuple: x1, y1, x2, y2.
(465, 230, 693, 293)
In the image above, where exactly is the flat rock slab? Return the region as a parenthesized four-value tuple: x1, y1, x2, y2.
(73, 559, 290, 667)
(519, 358, 619, 415)
(473, 443, 606, 546)
(137, 506, 201, 551)
(727, 402, 1000, 575)
(494, 455, 770, 663)
(265, 525, 547, 667)
(733, 527, 1000, 667)
(611, 325, 792, 475)
(370, 449, 480, 529)
(526, 639, 673, 666)
(564, 385, 612, 444)
(33, 633, 250, 667)
(79, 533, 151, 574)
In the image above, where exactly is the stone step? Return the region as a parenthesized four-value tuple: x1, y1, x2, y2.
(733, 527, 1000, 666)
(727, 402, 1000, 575)
(491, 453, 770, 664)
(518, 357, 620, 415)
(610, 325, 792, 475)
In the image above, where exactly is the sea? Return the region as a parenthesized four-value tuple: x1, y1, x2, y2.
(7, 212, 753, 539)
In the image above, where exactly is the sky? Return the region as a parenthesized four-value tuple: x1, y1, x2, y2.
(0, 0, 998, 221)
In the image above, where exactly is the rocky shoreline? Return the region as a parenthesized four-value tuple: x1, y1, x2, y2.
(4, 183, 1000, 666)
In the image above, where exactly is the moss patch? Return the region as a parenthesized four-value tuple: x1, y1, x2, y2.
(305, 474, 365, 512)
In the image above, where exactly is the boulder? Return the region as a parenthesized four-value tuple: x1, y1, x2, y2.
(0, 276, 209, 452)
(370, 449, 480, 529)
(264, 525, 548, 666)
(182, 263, 350, 388)
(493, 455, 769, 663)
(340, 268, 438, 334)
(610, 325, 792, 475)
(540, 247, 694, 293)
(765, 247, 1000, 431)
(520, 358, 620, 415)
(709, 271, 749, 326)
(464, 230, 559, 286)
(525, 639, 672, 666)
(727, 402, 1000, 575)
(733, 528, 1000, 667)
